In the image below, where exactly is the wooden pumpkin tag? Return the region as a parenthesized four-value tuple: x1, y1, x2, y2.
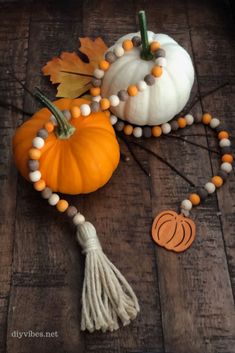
(152, 210, 196, 252)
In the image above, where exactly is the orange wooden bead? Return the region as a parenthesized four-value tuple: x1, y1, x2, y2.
(189, 193, 201, 206)
(44, 122, 54, 133)
(99, 60, 110, 71)
(90, 87, 101, 97)
(202, 113, 212, 125)
(150, 41, 160, 52)
(100, 98, 110, 110)
(211, 175, 223, 187)
(127, 85, 138, 96)
(29, 148, 41, 160)
(152, 126, 162, 137)
(218, 130, 229, 140)
(56, 199, 69, 212)
(122, 39, 133, 51)
(34, 179, 46, 191)
(123, 125, 133, 136)
(151, 65, 163, 77)
(71, 106, 81, 118)
(177, 117, 187, 128)
(222, 154, 233, 163)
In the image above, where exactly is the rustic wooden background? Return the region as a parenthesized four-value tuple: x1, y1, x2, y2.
(0, 0, 235, 352)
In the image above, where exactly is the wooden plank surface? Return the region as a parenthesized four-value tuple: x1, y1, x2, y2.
(0, 1, 234, 353)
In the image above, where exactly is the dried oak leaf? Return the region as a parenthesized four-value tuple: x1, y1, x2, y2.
(42, 37, 107, 98)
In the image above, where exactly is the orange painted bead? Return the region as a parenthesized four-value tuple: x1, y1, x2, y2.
(151, 65, 163, 77)
(90, 87, 101, 97)
(29, 148, 41, 160)
(222, 154, 233, 163)
(100, 98, 110, 110)
(152, 126, 162, 137)
(44, 122, 54, 133)
(99, 60, 110, 71)
(150, 41, 160, 52)
(177, 117, 187, 128)
(56, 199, 69, 212)
(71, 106, 81, 119)
(189, 193, 201, 206)
(122, 39, 133, 51)
(127, 85, 138, 96)
(202, 113, 212, 125)
(34, 179, 46, 191)
(123, 125, 133, 136)
(218, 131, 229, 140)
(211, 175, 223, 187)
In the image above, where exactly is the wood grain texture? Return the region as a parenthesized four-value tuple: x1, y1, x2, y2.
(0, 1, 234, 353)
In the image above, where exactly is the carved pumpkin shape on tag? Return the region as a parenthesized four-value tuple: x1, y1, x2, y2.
(152, 210, 196, 252)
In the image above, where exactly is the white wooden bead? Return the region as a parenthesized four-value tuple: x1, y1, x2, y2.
(185, 114, 194, 125)
(155, 57, 167, 67)
(181, 199, 192, 211)
(210, 118, 220, 129)
(73, 213, 85, 225)
(114, 45, 124, 57)
(219, 138, 231, 148)
(204, 182, 216, 194)
(137, 80, 147, 91)
(221, 162, 232, 173)
(92, 95, 101, 103)
(80, 104, 91, 116)
(133, 127, 142, 138)
(29, 170, 41, 182)
(110, 115, 118, 125)
(50, 114, 57, 126)
(109, 95, 120, 107)
(48, 193, 60, 206)
(32, 137, 45, 149)
(161, 123, 171, 134)
(94, 68, 104, 79)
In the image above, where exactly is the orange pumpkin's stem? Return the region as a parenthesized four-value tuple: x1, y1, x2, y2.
(35, 89, 76, 139)
(138, 10, 153, 61)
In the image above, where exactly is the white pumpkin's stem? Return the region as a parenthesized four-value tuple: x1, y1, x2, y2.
(138, 10, 153, 61)
(35, 89, 76, 139)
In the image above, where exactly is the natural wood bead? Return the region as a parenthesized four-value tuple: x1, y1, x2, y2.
(127, 85, 138, 96)
(118, 90, 129, 101)
(150, 41, 160, 52)
(28, 159, 39, 171)
(90, 102, 100, 112)
(41, 187, 52, 199)
(152, 126, 162, 137)
(218, 130, 229, 140)
(151, 65, 163, 77)
(100, 98, 110, 110)
(44, 122, 54, 133)
(143, 127, 152, 138)
(124, 125, 133, 136)
(29, 148, 41, 160)
(66, 205, 77, 218)
(90, 87, 101, 97)
(202, 113, 212, 124)
(144, 74, 155, 85)
(99, 60, 110, 71)
(56, 199, 69, 212)
(37, 128, 48, 139)
(171, 121, 179, 131)
(177, 117, 187, 128)
(91, 78, 101, 87)
(211, 176, 223, 188)
(122, 39, 133, 51)
(105, 51, 116, 63)
(189, 193, 201, 206)
(222, 154, 233, 163)
(34, 179, 46, 191)
(132, 36, 141, 47)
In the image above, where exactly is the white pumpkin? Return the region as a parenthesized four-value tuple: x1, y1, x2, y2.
(101, 31, 194, 126)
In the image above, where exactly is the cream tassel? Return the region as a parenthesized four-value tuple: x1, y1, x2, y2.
(76, 221, 140, 333)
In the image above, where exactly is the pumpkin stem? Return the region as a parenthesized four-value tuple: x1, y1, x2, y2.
(138, 10, 153, 61)
(35, 89, 76, 139)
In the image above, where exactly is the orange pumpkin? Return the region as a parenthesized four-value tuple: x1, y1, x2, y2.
(152, 210, 196, 252)
(13, 98, 120, 195)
